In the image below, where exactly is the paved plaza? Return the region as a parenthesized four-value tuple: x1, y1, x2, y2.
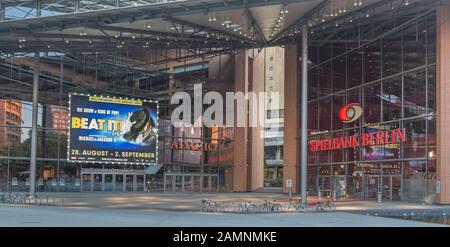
(1, 192, 449, 227)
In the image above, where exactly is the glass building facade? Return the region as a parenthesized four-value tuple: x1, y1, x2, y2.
(0, 54, 235, 193)
(306, 14, 436, 202)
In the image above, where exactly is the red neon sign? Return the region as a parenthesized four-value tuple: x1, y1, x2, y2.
(309, 128, 407, 152)
(339, 103, 363, 123)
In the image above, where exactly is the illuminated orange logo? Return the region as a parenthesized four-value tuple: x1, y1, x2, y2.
(339, 103, 362, 123)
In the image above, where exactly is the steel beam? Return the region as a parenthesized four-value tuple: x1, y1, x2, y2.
(300, 24, 308, 207)
(29, 51, 39, 197)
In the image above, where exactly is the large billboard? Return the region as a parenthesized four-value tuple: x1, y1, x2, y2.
(68, 94, 158, 165)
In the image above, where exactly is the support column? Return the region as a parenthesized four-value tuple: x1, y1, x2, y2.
(112, 174, 116, 192)
(283, 45, 300, 194)
(0, 2, 5, 21)
(90, 174, 94, 192)
(133, 175, 137, 192)
(123, 174, 126, 192)
(300, 25, 308, 206)
(29, 52, 39, 196)
(101, 174, 105, 192)
(36, 0, 41, 17)
(143, 175, 146, 192)
(249, 49, 265, 192)
(437, 2, 450, 204)
(74, 0, 80, 12)
(233, 50, 249, 192)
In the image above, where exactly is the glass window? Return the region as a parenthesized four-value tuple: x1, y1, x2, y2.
(318, 97, 332, 131)
(307, 165, 318, 194)
(427, 160, 436, 194)
(428, 66, 436, 114)
(382, 76, 402, 121)
(345, 129, 360, 163)
(332, 56, 346, 93)
(364, 41, 381, 83)
(382, 33, 402, 77)
(317, 133, 330, 164)
(403, 69, 427, 118)
(427, 16, 436, 65)
(332, 93, 345, 130)
(403, 23, 426, 71)
(332, 164, 345, 176)
(347, 49, 363, 89)
(309, 67, 319, 100)
(309, 46, 319, 66)
(364, 82, 381, 124)
(318, 62, 332, 97)
(331, 131, 344, 163)
(319, 45, 332, 64)
(319, 165, 331, 176)
(403, 118, 427, 159)
(308, 101, 319, 133)
(347, 88, 362, 127)
(402, 160, 427, 201)
(428, 117, 436, 158)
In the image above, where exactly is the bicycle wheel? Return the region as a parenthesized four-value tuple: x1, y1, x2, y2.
(272, 204, 282, 212)
(258, 205, 268, 213)
(247, 204, 257, 214)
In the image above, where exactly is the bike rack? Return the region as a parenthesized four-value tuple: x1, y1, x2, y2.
(200, 199, 337, 214)
(0, 192, 64, 207)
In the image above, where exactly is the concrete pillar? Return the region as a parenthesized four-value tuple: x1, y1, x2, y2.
(437, 3, 450, 204)
(233, 50, 249, 192)
(133, 175, 137, 192)
(283, 44, 300, 193)
(249, 49, 265, 191)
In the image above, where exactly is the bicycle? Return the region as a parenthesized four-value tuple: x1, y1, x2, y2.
(237, 201, 257, 214)
(259, 200, 282, 213)
(287, 199, 304, 211)
(201, 199, 224, 213)
(316, 198, 336, 212)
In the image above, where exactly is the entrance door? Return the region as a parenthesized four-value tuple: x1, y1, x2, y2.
(93, 174, 102, 191)
(392, 176, 401, 200)
(104, 174, 113, 192)
(116, 175, 124, 192)
(364, 176, 379, 200)
(126, 175, 133, 192)
(382, 176, 402, 201)
(183, 175, 193, 192)
(81, 174, 92, 192)
(193, 176, 201, 192)
(318, 176, 331, 198)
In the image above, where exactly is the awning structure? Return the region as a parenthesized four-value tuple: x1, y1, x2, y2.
(0, 0, 429, 54)
(145, 164, 163, 174)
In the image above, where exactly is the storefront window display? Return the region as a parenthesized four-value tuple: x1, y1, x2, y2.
(306, 15, 437, 203)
